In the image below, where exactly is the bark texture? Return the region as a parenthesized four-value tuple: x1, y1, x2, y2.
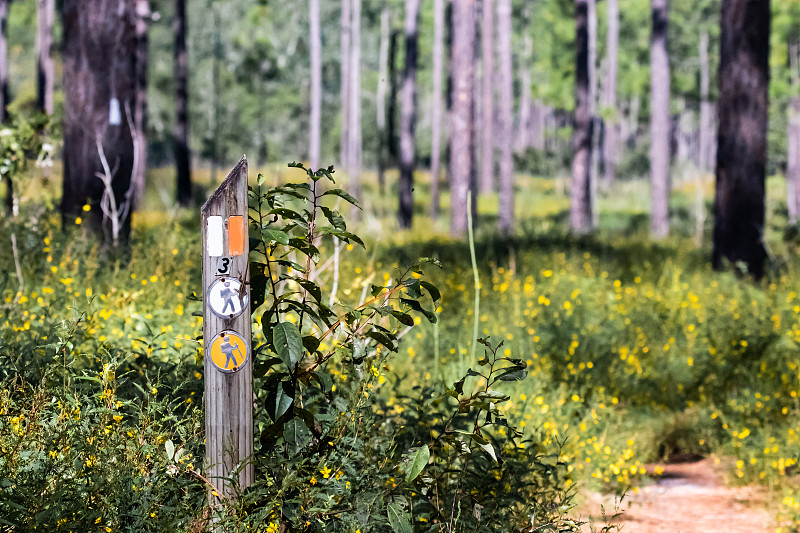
(712, 0, 770, 279)
(699, 31, 714, 172)
(497, 0, 514, 234)
(602, 0, 619, 185)
(787, 42, 799, 223)
(347, 0, 362, 203)
(61, 0, 140, 244)
(377, 6, 390, 191)
(36, 0, 55, 115)
(174, 0, 192, 206)
(479, 0, 494, 194)
(132, 0, 149, 208)
(340, 0, 351, 168)
(570, 0, 593, 233)
(649, 0, 670, 237)
(398, 0, 420, 228)
(309, 0, 321, 170)
(0, 0, 8, 123)
(449, 0, 477, 236)
(430, 0, 444, 219)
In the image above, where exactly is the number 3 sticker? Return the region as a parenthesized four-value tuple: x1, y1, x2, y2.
(216, 257, 232, 276)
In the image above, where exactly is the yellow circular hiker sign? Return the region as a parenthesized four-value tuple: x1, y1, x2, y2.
(207, 330, 249, 373)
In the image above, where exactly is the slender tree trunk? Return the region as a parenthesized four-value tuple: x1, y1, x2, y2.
(1, 0, 10, 214)
(430, 0, 444, 219)
(515, 6, 532, 154)
(479, 0, 494, 194)
(36, 0, 55, 115)
(787, 42, 799, 223)
(174, 0, 191, 206)
(309, 0, 321, 171)
(587, 0, 598, 226)
(132, 0, 149, 208)
(699, 30, 713, 172)
(348, 0, 362, 204)
(650, 0, 670, 238)
(388, 30, 400, 166)
(398, 0, 420, 228)
(377, 6, 390, 192)
(712, 0, 770, 279)
(449, 0, 476, 236)
(340, 0, 351, 169)
(497, 0, 513, 234)
(61, 0, 138, 243)
(570, 0, 592, 233)
(210, 6, 221, 182)
(602, 0, 619, 186)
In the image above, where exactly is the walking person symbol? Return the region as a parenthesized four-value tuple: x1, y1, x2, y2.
(219, 281, 237, 315)
(220, 334, 243, 369)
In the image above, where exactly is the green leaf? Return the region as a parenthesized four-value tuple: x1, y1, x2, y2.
(283, 419, 312, 457)
(261, 228, 290, 246)
(165, 439, 175, 461)
(265, 380, 294, 422)
(387, 503, 413, 533)
(273, 322, 304, 369)
(391, 310, 415, 327)
(322, 188, 360, 208)
(405, 445, 430, 483)
(420, 281, 441, 304)
(496, 369, 528, 382)
(476, 441, 498, 463)
(320, 206, 346, 231)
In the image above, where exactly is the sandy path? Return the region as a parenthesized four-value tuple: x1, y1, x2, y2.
(579, 458, 775, 533)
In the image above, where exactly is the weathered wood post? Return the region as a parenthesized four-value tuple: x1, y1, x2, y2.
(201, 156, 253, 500)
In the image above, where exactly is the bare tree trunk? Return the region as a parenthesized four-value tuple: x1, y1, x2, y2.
(602, 0, 619, 186)
(430, 0, 444, 219)
(340, 0, 351, 169)
(347, 0, 362, 204)
(309, 0, 321, 171)
(398, 0, 420, 228)
(515, 6, 532, 154)
(787, 42, 800, 223)
(1, 0, 9, 214)
(387, 29, 400, 166)
(210, 6, 220, 182)
(377, 6, 390, 192)
(132, 0, 149, 208)
(650, 0, 670, 238)
(587, 0, 598, 226)
(174, 0, 192, 206)
(36, 0, 55, 115)
(570, 0, 593, 233)
(497, 0, 513, 234)
(712, 0, 770, 279)
(61, 0, 138, 243)
(699, 30, 713, 172)
(449, 0, 476, 237)
(479, 0, 494, 194)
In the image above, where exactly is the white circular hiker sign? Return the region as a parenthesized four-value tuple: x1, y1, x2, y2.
(207, 277, 248, 319)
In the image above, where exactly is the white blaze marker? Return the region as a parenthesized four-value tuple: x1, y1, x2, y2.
(207, 216, 224, 257)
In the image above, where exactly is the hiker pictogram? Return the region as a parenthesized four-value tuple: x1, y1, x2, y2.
(207, 277, 248, 318)
(207, 330, 249, 373)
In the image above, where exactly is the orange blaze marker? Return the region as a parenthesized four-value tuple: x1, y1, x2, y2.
(228, 216, 244, 256)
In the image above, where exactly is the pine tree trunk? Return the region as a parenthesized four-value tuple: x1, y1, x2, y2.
(479, 0, 494, 194)
(1, 0, 9, 214)
(515, 4, 532, 154)
(36, 0, 55, 115)
(449, 0, 476, 237)
(309, 0, 321, 171)
(174, 0, 192, 206)
(132, 0, 149, 208)
(430, 0, 444, 219)
(570, 0, 592, 233)
(340, 0, 351, 169)
(602, 0, 619, 185)
(786, 43, 799, 224)
(699, 30, 713, 172)
(649, 0, 670, 238)
(347, 0, 362, 204)
(377, 6, 390, 192)
(712, 0, 770, 279)
(61, 0, 138, 244)
(587, 0, 598, 226)
(398, 0, 420, 229)
(497, 0, 513, 234)
(388, 30, 400, 165)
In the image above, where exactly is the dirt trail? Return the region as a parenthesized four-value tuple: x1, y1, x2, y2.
(579, 458, 775, 533)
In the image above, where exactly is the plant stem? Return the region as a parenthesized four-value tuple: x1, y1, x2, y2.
(467, 189, 480, 362)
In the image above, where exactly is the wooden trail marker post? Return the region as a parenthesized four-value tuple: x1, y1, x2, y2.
(201, 156, 253, 500)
